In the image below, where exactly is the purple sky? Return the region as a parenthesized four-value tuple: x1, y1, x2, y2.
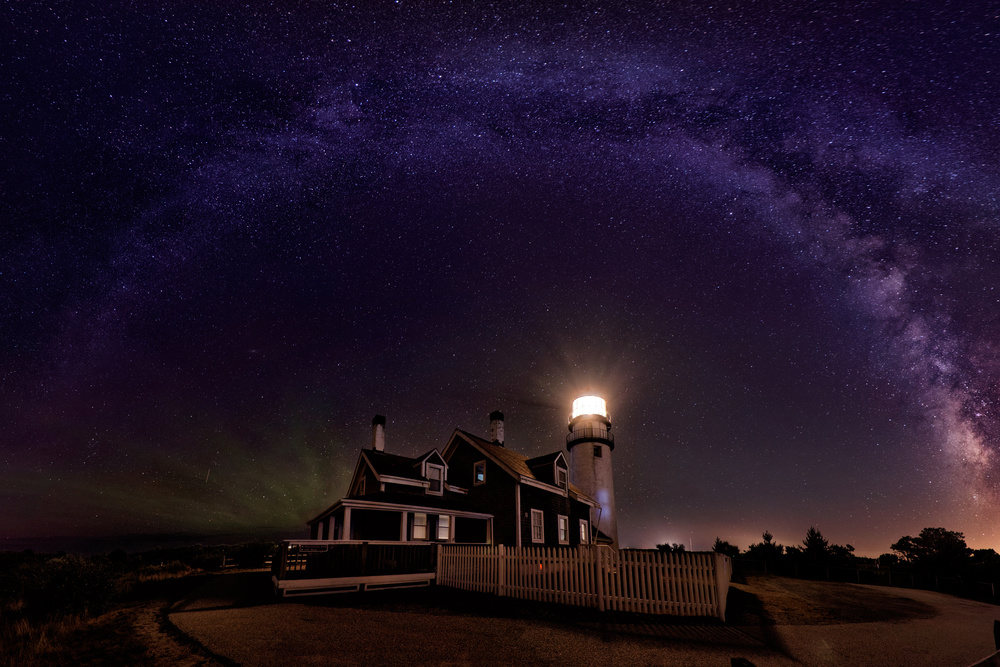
(3, 1, 999, 556)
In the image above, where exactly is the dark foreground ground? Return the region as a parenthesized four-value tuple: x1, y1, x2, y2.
(161, 572, 1000, 666)
(11, 572, 997, 665)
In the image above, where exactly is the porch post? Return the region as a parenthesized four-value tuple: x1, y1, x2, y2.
(277, 542, 288, 581)
(343, 508, 352, 541)
(400, 511, 409, 541)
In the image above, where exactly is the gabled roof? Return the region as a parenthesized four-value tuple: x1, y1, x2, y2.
(526, 451, 566, 473)
(446, 430, 597, 506)
(362, 449, 427, 481)
(526, 451, 565, 467)
(415, 449, 447, 471)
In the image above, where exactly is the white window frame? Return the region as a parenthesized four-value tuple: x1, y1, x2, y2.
(556, 467, 567, 489)
(530, 509, 544, 544)
(474, 460, 486, 486)
(437, 514, 451, 541)
(557, 515, 569, 545)
(413, 512, 428, 540)
(426, 464, 444, 495)
(579, 519, 589, 544)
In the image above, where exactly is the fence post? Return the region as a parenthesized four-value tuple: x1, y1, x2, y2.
(713, 552, 729, 622)
(498, 544, 506, 597)
(435, 543, 442, 584)
(594, 545, 605, 612)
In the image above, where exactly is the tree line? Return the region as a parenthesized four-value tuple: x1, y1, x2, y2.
(658, 526, 1000, 582)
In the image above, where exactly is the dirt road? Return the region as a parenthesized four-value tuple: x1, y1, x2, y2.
(167, 572, 1000, 666)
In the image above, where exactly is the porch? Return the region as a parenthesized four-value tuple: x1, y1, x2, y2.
(272, 541, 732, 620)
(308, 499, 493, 544)
(272, 541, 439, 597)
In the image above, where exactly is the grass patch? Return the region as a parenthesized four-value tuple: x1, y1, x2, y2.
(730, 575, 939, 626)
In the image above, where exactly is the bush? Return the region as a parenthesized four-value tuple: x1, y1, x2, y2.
(19, 555, 122, 621)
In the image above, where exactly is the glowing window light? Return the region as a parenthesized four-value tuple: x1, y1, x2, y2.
(572, 395, 607, 419)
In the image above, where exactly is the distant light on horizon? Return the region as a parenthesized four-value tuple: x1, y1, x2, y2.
(572, 395, 608, 419)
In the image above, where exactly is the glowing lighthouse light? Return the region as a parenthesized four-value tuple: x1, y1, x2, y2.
(572, 395, 608, 419)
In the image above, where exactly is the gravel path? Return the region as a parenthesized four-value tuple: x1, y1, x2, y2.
(167, 572, 1000, 666)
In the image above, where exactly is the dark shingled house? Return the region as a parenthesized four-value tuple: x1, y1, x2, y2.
(306, 412, 605, 548)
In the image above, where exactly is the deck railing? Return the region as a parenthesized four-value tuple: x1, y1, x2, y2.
(437, 545, 731, 620)
(272, 541, 437, 581)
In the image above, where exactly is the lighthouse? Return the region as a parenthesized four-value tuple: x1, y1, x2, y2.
(566, 395, 618, 548)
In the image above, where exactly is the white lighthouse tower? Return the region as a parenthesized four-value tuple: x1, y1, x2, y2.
(566, 395, 618, 548)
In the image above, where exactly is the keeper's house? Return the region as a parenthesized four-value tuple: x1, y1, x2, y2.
(306, 404, 616, 549)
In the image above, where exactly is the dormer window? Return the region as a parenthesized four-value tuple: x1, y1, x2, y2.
(426, 464, 444, 495)
(556, 467, 567, 489)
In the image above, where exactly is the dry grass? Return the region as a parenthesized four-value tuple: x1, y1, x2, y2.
(729, 574, 939, 626)
(0, 568, 218, 667)
(0, 603, 146, 667)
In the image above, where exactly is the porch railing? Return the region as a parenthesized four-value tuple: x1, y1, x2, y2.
(272, 541, 437, 581)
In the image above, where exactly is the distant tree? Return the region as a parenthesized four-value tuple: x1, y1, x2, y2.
(712, 537, 740, 559)
(890, 527, 971, 574)
(969, 548, 1000, 581)
(744, 530, 784, 561)
(828, 543, 856, 567)
(877, 553, 900, 569)
(971, 548, 1000, 568)
(656, 542, 686, 553)
(802, 527, 829, 560)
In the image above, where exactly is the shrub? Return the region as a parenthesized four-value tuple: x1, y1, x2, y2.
(19, 555, 121, 621)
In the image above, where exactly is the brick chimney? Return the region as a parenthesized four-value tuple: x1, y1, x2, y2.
(371, 414, 386, 452)
(489, 410, 504, 446)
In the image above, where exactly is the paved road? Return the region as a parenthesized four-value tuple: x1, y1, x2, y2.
(770, 588, 998, 666)
(168, 573, 1000, 666)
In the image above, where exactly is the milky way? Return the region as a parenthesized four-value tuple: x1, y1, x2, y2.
(3, 1, 998, 555)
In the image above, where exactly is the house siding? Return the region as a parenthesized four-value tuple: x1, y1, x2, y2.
(519, 484, 591, 546)
(446, 438, 519, 545)
(349, 465, 380, 498)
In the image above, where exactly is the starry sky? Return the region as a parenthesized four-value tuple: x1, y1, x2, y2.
(3, 0, 999, 557)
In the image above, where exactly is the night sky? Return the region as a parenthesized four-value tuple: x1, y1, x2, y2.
(4, 1, 999, 557)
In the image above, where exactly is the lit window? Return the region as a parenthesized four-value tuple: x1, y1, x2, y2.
(531, 509, 544, 543)
(579, 519, 589, 544)
(557, 515, 569, 544)
(556, 467, 567, 489)
(437, 515, 450, 540)
(427, 464, 443, 494)
(413, 513, 427, 540)
(474, 460, 486, 485)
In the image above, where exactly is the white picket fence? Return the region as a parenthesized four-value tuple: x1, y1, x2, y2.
(437, 545, 731, 620)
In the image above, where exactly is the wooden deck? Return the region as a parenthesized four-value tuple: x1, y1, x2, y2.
(271, 541, 438, 597)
